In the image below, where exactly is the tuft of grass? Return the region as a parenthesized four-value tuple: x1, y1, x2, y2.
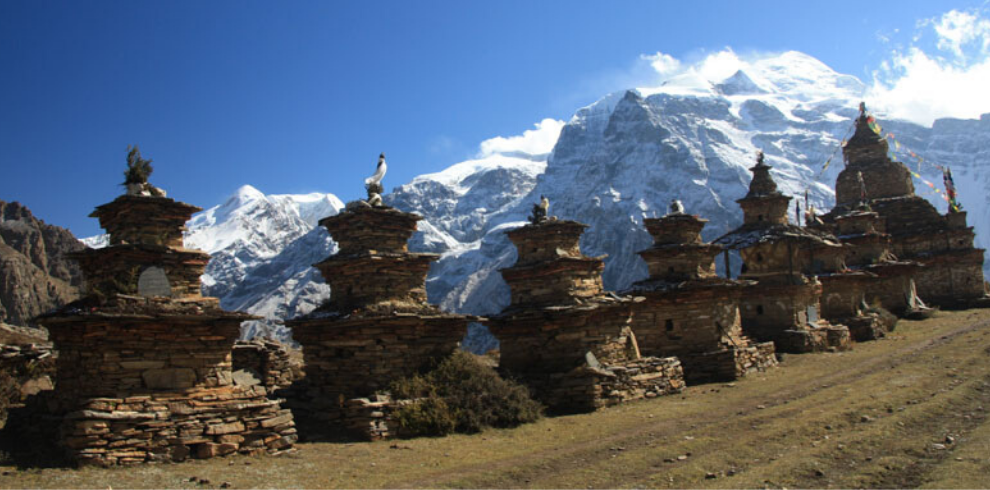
(389, 350, 543, 437)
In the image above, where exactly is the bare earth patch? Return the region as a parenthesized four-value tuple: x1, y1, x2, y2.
(3, 309, 990, 488)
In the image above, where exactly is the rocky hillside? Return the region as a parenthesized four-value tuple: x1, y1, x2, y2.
(0, 200, 84, 329)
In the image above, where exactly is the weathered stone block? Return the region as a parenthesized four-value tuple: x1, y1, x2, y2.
(142, 368, 196, 389)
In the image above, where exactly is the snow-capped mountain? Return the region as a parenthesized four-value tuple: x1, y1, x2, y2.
(183, 185, 344, 340)
(81, 51, 990, 353)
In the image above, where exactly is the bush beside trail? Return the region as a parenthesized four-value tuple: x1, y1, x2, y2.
(389, 350, 543, 437)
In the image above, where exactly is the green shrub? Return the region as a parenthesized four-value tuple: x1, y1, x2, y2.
(389, 351, 543, 437)
(123, 145, 153, 185)
(391, 396, 456, 437)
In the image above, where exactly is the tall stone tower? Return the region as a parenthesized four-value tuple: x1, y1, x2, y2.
(624, 209, 777, 383)
(716, 152, 851, 353)
(31, 163, 295, 466)
(286, 156, 475, 437)
(489, 212, 684, 413)
(827, 103, 988, 308)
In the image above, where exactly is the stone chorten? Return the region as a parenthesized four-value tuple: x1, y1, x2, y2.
(716, 152, 852, 353)
(286, 166, 474, 437)
(827, 104, 988, 308)
(623, 210, 777, 383)
(31, 187, 295, 466)
(489, 213, 684, 414)
(829, 206, 927, 319)
(802, 206, 904, 341)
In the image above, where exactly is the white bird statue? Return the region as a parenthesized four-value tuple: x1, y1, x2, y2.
(365, 153, 387, 187)
(669, 199, 685, 215)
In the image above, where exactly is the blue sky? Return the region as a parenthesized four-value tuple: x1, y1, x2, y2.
(2, 0, 988, 236)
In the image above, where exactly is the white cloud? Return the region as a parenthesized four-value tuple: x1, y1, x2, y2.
(695, 49, 745, 83)
(933, 10, 990, 61)
(639, 48, 743, 85)
(640, 51, 681, 76)
(478, 118, 566, 158)
(869, 8, 990, 125)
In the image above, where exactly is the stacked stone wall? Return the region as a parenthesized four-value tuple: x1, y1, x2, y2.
(47, 317, 242, 403)
(291, 315, 466, 421)
(819, 274, 872, 319)
(15, 385, 295, 466)
(501, 260, 605, 307)
(739, 241, 802, 279)
(629, 290, 777, 383)
(72, 248, 208, 299)
(521, 357, 684, 414)
(771, 326, 851, 353)
(640, 248, 717, 280)
(631, 291, 744, 357)
(869, 268, 916, 314)
(677, 342, 777, 383)
(232, 339, 297, 391)
(835, 160, 914, 205)
(914, 250, 987, 304)
(739, 197, 790, 226)
(315, 254, 434, 311)
(496, 305, 636, 374)
(740, 283, 850, 353)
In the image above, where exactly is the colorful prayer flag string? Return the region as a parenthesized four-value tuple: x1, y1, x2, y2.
(865, 109, 960, 211)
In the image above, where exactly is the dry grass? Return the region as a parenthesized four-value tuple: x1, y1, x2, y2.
(3, 309, 990, 488)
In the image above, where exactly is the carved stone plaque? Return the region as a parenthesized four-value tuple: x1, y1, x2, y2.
(806, 305, 820, 324)
(137, 266, 173, 298)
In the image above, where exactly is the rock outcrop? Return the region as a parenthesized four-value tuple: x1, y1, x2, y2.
(0, 200, 84, 328)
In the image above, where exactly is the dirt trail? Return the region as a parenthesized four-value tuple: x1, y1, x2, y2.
(390, 314, 990, 489)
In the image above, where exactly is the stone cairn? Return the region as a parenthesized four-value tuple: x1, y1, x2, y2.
(488, 209, 684, 414)
(825, 103, 989, 309)
(24, 187, 295, 466)
(286, 159, 475, 440)
(716, 152, 852, 353)
(622, 207, 777, 384)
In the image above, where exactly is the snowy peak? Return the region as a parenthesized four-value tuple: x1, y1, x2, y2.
(638, 50, 866, 121)
(225, 184, 267, 211)
(270, 192, 346, 227)
(716, 70, 767, 96)
(185, 186, 343, 255)
(750, 51, 865, 101)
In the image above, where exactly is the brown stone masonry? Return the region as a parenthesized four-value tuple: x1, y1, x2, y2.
(286, 204, 474, 437)
(232, 339, 298, 392)
(716, 153, 852, 354)
(24, 189, 295, 465)
(624, 212, 777, 384)
(490, 219, 684, 413)
(826, 104, 989, 308)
